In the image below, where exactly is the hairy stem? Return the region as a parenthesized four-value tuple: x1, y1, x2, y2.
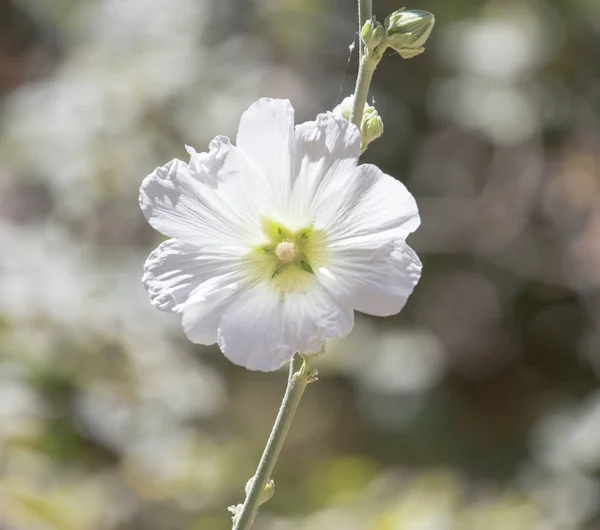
(357, 0, 372, 57)
(232, 354, 313, 530)
(350, 54, 377, 130)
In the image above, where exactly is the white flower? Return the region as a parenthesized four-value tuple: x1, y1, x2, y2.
(139, 98, 421, 371)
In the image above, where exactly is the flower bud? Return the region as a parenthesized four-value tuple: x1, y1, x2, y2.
(361, 107, 384, 148)
(361, 17, 386, 54)
(333, 96, 383, 151)
(245, 477, 275, 505)
(260, 480, 275, 504)
(227, 504, 243, 525)
(332, 96, 353, 122)
(385, 8, 435, 59)
(229, 478, 275, 524)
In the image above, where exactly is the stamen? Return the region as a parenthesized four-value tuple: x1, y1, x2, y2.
(275, 241, 296, 263)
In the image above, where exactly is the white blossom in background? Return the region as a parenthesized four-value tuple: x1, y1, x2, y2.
(0, 0, 205, 215)
(140, 98, 421, 371)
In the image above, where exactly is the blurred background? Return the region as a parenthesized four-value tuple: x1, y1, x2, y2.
(0, 0, 600, 528)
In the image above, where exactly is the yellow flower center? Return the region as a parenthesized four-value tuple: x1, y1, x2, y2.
(246, 216, 327, 293)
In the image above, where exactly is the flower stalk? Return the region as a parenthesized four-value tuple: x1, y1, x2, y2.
(350, 50, 378, 134)
(350, 4, 435, 144)
(357, 0, 372, 58)
(231, 354, 316, 530)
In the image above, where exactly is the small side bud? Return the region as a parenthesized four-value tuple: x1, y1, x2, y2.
(385, 9, 435, 59)
(361, 17, 385, 54)
(361, 107, 384, 149)
(230, 478, 275, 524)
(245, 477, 275, 505)
(332, 96, 353, 121)
(306, 367, 319, 384)
(227, 504, 243, 525)
(333, 96, 383, 151)
(261, 480, 275, 504)
(361, 18, 373, 40)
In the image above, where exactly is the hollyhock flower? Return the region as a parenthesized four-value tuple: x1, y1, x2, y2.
(140, 98, 421, 371)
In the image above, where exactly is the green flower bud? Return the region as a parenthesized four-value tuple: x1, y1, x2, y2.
(230, 478, 275, 524)
(361, 17, 385, 54)
(385, 8, 435, 59)
(362, 107, 384, 149)
(332, 96, 353, 121)
(332, 96, 383, 151)
(260, 480, 275, 505)
(245, 477, 275, 505)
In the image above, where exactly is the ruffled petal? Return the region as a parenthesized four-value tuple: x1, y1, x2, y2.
(142, 239, 242, 313)
(139, 154, 264, 247)
(217, 280, 354, 371)
(316, 242, 422, 317)
(185, 135, 232, 187)
(289, 112, 360, 227)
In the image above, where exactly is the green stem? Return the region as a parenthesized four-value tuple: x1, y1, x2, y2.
(357, 0, 372, 57)
(352, 0, 382, 132)
(232, 354, 313, 530)
(350, 54, 377, 131)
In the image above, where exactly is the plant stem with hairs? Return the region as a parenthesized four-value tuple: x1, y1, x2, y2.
(231, 354, 316, 530)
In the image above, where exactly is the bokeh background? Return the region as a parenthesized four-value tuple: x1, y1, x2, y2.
(1, 0, 600, 528)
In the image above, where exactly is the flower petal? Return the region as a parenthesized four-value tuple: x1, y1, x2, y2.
(236, 98, 295, 206)
(217, 280, 354, 371)
(317, 163, 421, 242)
(185, 135, 232, 187)
(180, 271, 248, 345)
(316, 242, 422, 317)
(310, 163, 422, 317)
(139, 155, 263, 247)
(283, 283, 354, 351)
(289, 112, 360, 227)
(142, 239, 242, 313)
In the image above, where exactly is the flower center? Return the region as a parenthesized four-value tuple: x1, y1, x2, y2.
(275, 241, 296, 263)
(246, 216, 327, 293)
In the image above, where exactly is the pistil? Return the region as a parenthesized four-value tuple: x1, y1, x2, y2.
(275, 241, 296, 263)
